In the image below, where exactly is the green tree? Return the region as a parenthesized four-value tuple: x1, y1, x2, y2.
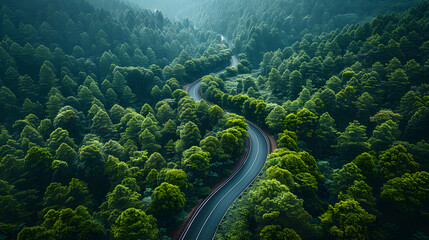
(179, 121, 201, 150)
(387, 69, 409, 102)
(379, 145, 419, 180)
(338, 180, 376, 212)
(268, 68, 283, 94)
(143, 152, 166, 175)
(352, 153, 377, 185)
(98, 184, 143, 226)
(333, 163, 366, 193)
(334, 120, 369, 162)
(266, 105, 287, 133)
(111, 208, 158, 240)
(39, 62, 58, 96)
(368, 120, 400, 151)
(320, 199, 376, 240)
(150, 182, 185, 218)
(260, 225, 301, 240)
(165, 169, 189, 189)
(182, 146, 210, 177)
(47, 128, 77, 152)
(288, 70, 303, 99)
(139, 129, 161, 155)
(23, 146, 53, 190)
(381, 171, 429, 214)
(92, 110, 117, 141)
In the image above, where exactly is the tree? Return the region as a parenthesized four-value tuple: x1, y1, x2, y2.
(320, 199, 376, 240)
(248, 179, 313, 237)
(266, 106, 287, 133)
(387, 69, 409, 103)
(92, 110, 117, 141)
(47, 128, 77, 152)
(353, 153, 377, 185)
(18, 74, 37, 100)
(103, 140, 126, 161)
(150, 182, 185, 218)
(179, 121, 201, 150)
(143, 152, 166, 175)
(182, 146, 210, 177)
(111, 208, 158, 240)
(78, 144, 105, 197)
(326, 76, 342, 93)
(208, 105, 224, 127)
(278, 130, 299, 151)
(288, 70, 303, 99)
(355, 92, 376, 124)
(19, 206, 106, 240)
(113, 71, 127, 95)
(368, 120, 400, 151)
(338, 180, 376, 212)
(23, 146, 53, 190)
(268, 68, 283, 94)
(260, 225, 301, 240)
(333, 163, 366, 193)
(77, 86, 94, 112)
(379, 145, 419, 180)
(39, 62, 58, 96)
(139, 129, 161, 155)
(381, 171, 429, 214)
(334, 120, 369, 162)
(156, 103, 175, 124)
(55, 143, 78, 166)
(98, 184, 143, 226)
(165, 169, 189, 189)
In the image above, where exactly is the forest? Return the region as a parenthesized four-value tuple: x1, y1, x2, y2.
(0, 0, 428, 239)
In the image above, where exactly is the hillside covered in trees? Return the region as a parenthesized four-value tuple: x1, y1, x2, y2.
(1, 0, 428, 239)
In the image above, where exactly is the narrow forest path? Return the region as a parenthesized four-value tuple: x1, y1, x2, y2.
(179, 52, 275, 240)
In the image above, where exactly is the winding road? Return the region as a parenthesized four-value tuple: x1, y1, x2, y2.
(180, 55, 274, 240)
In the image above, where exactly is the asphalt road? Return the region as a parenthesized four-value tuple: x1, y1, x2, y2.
(180, 55, 270, 240)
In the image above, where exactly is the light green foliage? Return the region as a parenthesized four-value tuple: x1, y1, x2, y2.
(143, 152, 166, 175)
(260, 225, 302, 240)
(105, 155, 131, 189)
(139, 129, 161, 155)
(338, 180, 376, 211)
(381, 171, 429, 214)
(19, 206, 106, 240)
(179, 121, 201, 150)
(98, 184, 144, 226)
(352, 153, 377, 184)
(165, 169, 189, 189)
(368, 120, 400, 151)
(267, 165, 297, 190)
(182, 146, 210, 177)
(333, 163, 366, 193)
(277, 130, 299, 151)
(111, 208, 158, 240)
(266, 105, 287, 133)
(320, 199, 376, 240)
(42, 178, 93, 212)
(150, 182, 186, 216)
(47, 128, 77, 152)
(379, 145, 419, 180)
(334, 120, 370, 161)
(92, 110, 117, 141)
(248, 179, 313, 236)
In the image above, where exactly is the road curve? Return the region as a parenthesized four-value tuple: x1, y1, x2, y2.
(180, 55, 273, 240)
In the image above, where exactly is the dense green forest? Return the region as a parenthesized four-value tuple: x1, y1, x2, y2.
(0, 0, 241, 239)
(195, 0, 421, 63)
(204, 1, 429, 239)
(1, 0, 428, 239)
